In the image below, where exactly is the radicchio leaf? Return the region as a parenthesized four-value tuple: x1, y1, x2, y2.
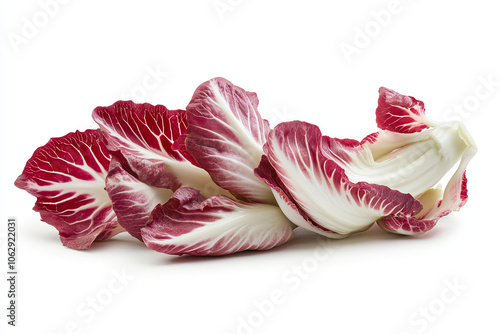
(141, 187, 295, 256)
(186, 77, 275, 204)
(93, 101, 228, 198)
(14, 130, 123, 249)
(260, 121, 423, 236)
(255, 156, 347, 239)
(376, 87, 433, 133)
(105, 158, 173, 241)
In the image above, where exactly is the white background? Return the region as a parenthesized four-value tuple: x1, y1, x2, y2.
(1, 1, 499, 333)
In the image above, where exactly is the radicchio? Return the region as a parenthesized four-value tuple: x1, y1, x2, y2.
(92, 101, 229, 198)
(105, 157, 173, 241)
(14, 130, 123, 249)
(15, 80, 477, 257)
(256, 87, 477, 237)
(142, 187, 295, 256)
(185, 77, 275, 204)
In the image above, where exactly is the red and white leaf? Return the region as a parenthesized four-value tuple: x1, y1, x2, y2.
(376, 87, 432, 133)
(105, 158, 173, 241)
(93, 101, 226, 197)
(186, 77, 275, 204)
(14, 130, 123, 249)
(255, 156, 346, 239)
(141, 187, 295, 256)
(262, 121, 423, 236)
